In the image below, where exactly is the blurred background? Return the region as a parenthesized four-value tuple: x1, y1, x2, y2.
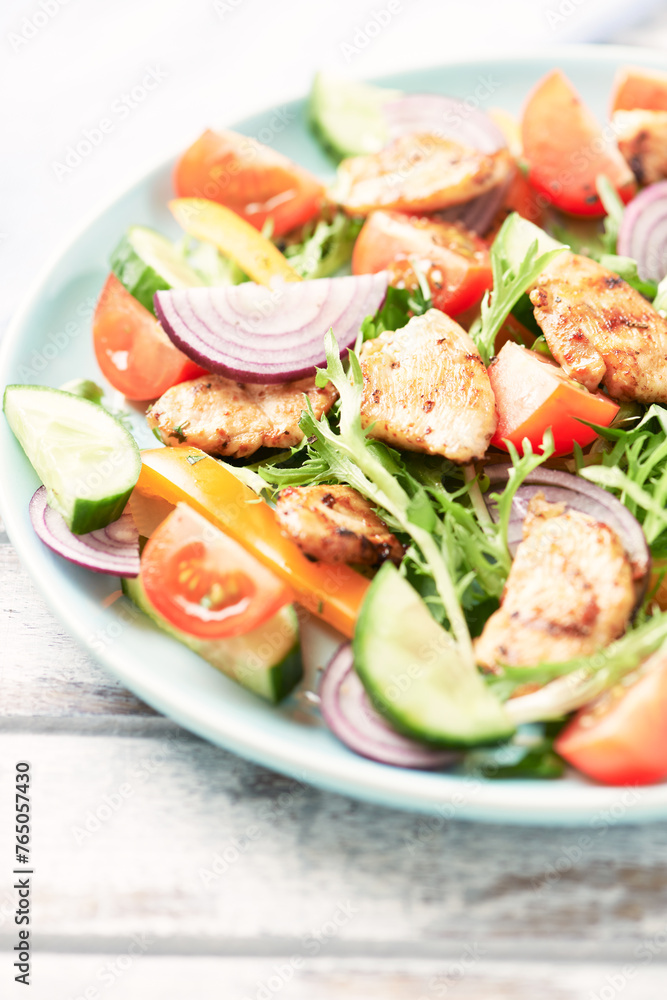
(1, 0, 667, 335)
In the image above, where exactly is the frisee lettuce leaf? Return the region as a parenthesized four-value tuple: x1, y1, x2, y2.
(258, 330, 555, 661)
(283, 212, 362, 279)
(576, 404, 667, 553)
(499, 610, 667, 724)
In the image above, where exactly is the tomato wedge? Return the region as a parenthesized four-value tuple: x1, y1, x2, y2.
(352, 211, 492, 317)
(141, 502, 292, 639)
(521, 70, 636, 217)
(93, 275, 206, 400)
(136, 447, 370, 638)
(173, 129, 325, 238)
(555, 651, 667, 785)
(488, 341, 619, 457)
(611, 65, 667, 113)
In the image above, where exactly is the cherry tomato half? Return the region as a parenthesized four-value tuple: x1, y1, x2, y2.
(352, 210, 492, 317)
(141, 503, 293, 640)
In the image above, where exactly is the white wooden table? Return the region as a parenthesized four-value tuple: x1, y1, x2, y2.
(4, 4, 667, 997)
(4, 514, 667, 999)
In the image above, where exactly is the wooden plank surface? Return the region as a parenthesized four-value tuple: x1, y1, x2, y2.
(0, 521, 154, 718)
(6, 956, 667, 1000)
(1, 730, 667, 955)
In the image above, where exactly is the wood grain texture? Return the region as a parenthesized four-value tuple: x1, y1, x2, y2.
(0, 522, 154, 718)
(4, 955, 667, 1000)
(1, 731, 667, 955)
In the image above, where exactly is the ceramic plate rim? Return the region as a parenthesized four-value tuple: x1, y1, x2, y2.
(3, 44, 667, 826)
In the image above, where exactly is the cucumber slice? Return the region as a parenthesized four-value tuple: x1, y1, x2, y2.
(353, 563, 514, 747)
(309, 72, 402, 160)
(501, 214, 565, 268)
(122, 575, 302, 703)
(4, 385, 140, 534)
(110, 225, 204, 314)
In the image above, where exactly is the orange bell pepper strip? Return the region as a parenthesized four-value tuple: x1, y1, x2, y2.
(169, 198, 302, 287)
(136, 447, 369, 638)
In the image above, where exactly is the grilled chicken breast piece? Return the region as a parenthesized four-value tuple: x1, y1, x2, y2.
(330, 133, 513, 216)
(275, 485, 404, 566)
(614, 109, 667, 184)
(474, 495, 635, 671)
(358, 309, 497, 463)
(147, 374, 337, 458)
(530, 250, 667, 402)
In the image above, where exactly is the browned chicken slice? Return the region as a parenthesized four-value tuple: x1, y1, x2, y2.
(474, 495, 635, 671)
(147, 374, 337, 458)
(530, 250, 667, 402)
(329, 132, 513, 216)
(358, 309, 497, 463)
(614, 109, 667, 184)
(275, 485, 404, 566)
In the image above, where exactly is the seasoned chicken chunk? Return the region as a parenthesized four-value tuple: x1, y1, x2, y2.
(530, 250, 667, 402)
(329, 132, 513, 216)
(359, 309, 497, 463)
(147, 374, 337, 458)
(474, 495, 635, 670)
(275, 485, 404, 566)
(614, 109, 667, 184)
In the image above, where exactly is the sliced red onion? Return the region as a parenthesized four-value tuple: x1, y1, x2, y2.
(319, 644, 459, 770)
(381, 95, 509, 235)
(483, 466, 650, 585)
(435, 174, 512, 236)
(383, 94, 506, 153)
(154, 273, 389, 384)
(29, 486, 140, 577)
(617, 180, 667, 283)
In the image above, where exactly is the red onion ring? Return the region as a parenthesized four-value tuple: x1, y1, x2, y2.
(29, 486, 140, 577)
(383, 94, 506, 153)
(381, 94, 509, 236)
(483, 466, 650, 587)
(154, 273, 389, 385)
(617, 180, 667, 283)
(435, 173, 512, 236)
(319, 644, 459, 769)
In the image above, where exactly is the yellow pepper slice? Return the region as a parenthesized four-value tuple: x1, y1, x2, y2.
(136, 447, 369, 638)
(169, 198, 302, 287)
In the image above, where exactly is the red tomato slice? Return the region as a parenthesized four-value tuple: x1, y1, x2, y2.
(521, 70, 636, 217)
(93, 275, 206, 401)
(174, 129, 325, 238)
(611, 65, 667, 113)
(352, 211, 492, 317)
(488, 341, 619, 457)
(555, 652, 667, 785)
(141, 503, 293, 640)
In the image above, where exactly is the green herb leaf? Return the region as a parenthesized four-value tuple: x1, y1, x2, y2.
(361, 284, 431, 343)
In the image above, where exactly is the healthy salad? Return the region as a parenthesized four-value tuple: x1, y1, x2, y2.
(7, 64, 667, 787)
